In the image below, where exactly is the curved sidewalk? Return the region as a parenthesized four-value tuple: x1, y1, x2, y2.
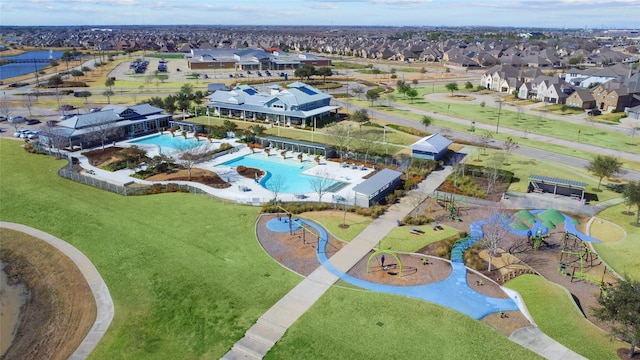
(0, 222, 114, 360)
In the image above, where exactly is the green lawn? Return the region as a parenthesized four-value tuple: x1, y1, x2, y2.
(467, 150, 622, 203)
(0, 139, 301, 359)
(344, 95, 640, 172)
(301, 210, 372, 242)
(505, 275, 625, 360)
(381, 223, 460, 252)
(266, 287, 542, 359)
(592, 203, 640, 279)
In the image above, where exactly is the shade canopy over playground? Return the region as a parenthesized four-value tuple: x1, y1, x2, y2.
(528, 175, 586, 201)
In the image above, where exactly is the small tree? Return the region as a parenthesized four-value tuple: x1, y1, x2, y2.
(325, 123, 351, 160)
(105, 77, 115, 90)
(365, 90, 380, 106)
(70, 69, 84, 81)
(421, 115, 433, 130)
(593, 277, 640, 358)
(351, 109, 369, 123)
(587, 155, 622, 190)
(623, 181, 640, 224)
(464, 81, 474, 91)
(445, 82, 459, 96)
(103, 90, 114, 104)
(76, 91, 92, 104)
(8, 115, 25, 133)
(406, 88, 419, 103)
(48, 75, 63, 87)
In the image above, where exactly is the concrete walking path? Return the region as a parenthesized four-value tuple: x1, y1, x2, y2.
(0, 222, 114, 360)
(222, 165, 453, 359)
(223, 157, 587, 359)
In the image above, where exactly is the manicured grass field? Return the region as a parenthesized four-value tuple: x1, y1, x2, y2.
(265, 287, 542, 359)
(381, 223, 460, 252)
(591, 203, 640, 279)
(300, 210, 372, 242)
(0, 139, 301, 359)
(505, 275, 625, 360)
(470, 150, 621, 203)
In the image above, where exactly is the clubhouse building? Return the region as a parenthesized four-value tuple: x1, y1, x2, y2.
(205, 81, 340, 128)
(40, 104, 172, 149)
(187, 48, 331, 71)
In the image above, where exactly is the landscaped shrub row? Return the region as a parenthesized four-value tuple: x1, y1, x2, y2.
(385, 124, 429, 137)
(433, 232, 468, 258)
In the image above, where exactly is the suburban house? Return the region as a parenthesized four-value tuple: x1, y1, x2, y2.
(566, 89, 596, 109)
(205, 82, 340, 128)
(564, 63, 631, 88)
(188, 48, 331, 71)
(518, 75, 574, 103)
(481, 64, 543, 93)
(591, 71, 640, 112)
(625, 104, 640, 120)
(409, 133, 452, 161)
(40, 104, 171, 149)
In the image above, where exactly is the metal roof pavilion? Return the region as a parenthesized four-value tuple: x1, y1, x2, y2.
(353, 168, 402, 196)
(528, 175, 586, 189)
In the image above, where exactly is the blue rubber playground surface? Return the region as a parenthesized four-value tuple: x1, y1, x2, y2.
(265, 210, 599, 320)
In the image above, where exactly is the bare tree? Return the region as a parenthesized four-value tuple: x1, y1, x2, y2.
(502, 136, 519, 165)
(475, 131, 493, 159)
(308, 169, 334, 203)
(484, 154, 504, 196)
(88, 120, 120, 150)
(0, 94, 13, 121)
(355, 129, 381, 166)
(23, 94, 34, 116)
(39, 126, 70, 158)
(351, 84, 365, 99)
(269, 173, 288, 204)
(8, 115, 25, 133)
(324, 123, 352, 161)
(480, 204, 510, 272)
(173, 143, 212, 180)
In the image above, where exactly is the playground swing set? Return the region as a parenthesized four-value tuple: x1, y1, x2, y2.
(434, 192, 465, 222)
(558, 232, 607, 286)
(277, 206, 326, 253)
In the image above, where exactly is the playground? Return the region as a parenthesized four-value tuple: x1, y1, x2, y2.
(255, 202, 622, 339)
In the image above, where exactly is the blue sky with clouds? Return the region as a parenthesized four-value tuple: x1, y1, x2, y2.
(0, 0, 638, 29)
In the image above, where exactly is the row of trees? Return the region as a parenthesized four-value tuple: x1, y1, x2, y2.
(146, 84, 206, 114)
(293, 64, 333, 82)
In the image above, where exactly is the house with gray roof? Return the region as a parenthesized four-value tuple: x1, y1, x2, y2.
(205, 82, 340, 128)
(40, 104, 171, 149)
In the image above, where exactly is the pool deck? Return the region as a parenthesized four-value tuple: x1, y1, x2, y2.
(77, 138, 374, 205)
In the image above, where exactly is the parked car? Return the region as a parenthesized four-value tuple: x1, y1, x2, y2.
(26, 130, 39, 139)
(89, 108, 101, 113)
(9, 116, 26, 123)
(60, 104, 75, 111)
(587, 109, 602, 116)
(13, 129, 30, 138)
(0, 115, 7, 122)
(60, 114, 74, 120)
(25, 119, 41, 125)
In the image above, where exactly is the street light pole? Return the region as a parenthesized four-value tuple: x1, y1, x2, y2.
(495, 98, 503, 134)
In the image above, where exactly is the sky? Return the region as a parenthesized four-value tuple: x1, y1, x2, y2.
(0, 0, 638, 29)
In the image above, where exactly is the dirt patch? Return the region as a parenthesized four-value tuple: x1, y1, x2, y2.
(82, 146, 125, 166)
(0, 228, 96, 360)
(146, 168, 231, 189)
(255, 212, 531, 337)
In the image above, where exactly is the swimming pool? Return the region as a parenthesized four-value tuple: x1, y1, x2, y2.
(129, 134, 203, 152)
(222, 153, 346, 194)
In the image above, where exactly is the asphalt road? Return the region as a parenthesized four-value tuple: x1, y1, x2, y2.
(333, 98, 640, 181)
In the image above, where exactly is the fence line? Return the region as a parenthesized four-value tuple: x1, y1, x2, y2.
(58, 168, 237, 204)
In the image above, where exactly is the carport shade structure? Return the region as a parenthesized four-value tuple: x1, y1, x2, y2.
(352, 168, 402, 208)
(528, 174, 586, 201)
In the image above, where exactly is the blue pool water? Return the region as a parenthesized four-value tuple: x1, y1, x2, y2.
(129, 134, 203, 152)
(222, 153, 344, 194)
